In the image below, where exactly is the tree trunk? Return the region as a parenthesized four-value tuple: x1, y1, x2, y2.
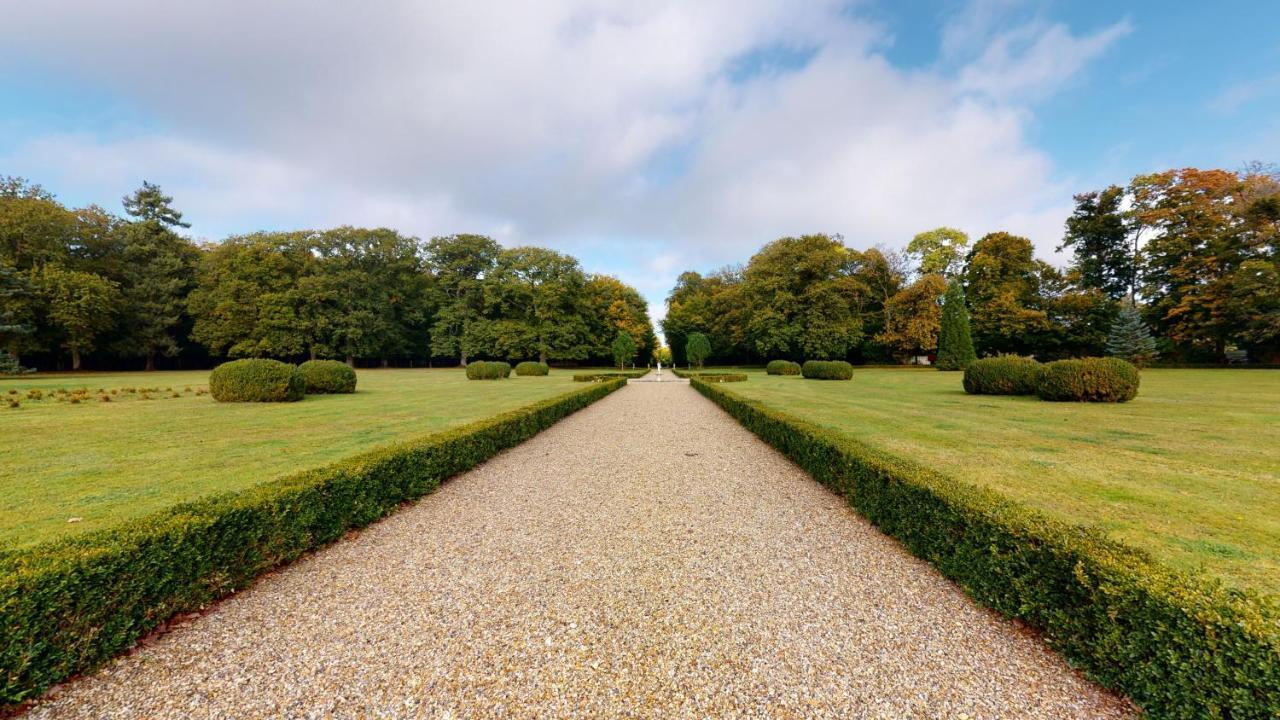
(346, 356, 355, 367)
(539, 349, 547, 364)
(381, 358, 389, 368)
(72, 349, 82, 371)
(460, 351, 468, 367)
(309, 346, 316, 361)
(145, 350, 156, 372)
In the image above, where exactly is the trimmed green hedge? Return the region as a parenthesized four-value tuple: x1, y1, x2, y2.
(572, 370, 649, 382)
(465, 361, 512, 380)
(688, 377, 1280, 719)
(962, 355, 1041, 395)
(514, 361, 549, 376)
(766, 360, 801, 376)
(1037, 357, 1140, 402)
(801, 360, 853, 380)
(0, 380, 625, 706)
(671, 369, 746, 382)
(298, 360, 357, 394)
(209, 359, 305, 402)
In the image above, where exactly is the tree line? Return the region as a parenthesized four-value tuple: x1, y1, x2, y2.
(0, 178, 657, 371)
(663, 165, 1279, 366)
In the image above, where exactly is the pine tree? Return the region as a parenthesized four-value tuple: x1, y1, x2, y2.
(0, 264, 32, 374)
(1106, 302, 1159, 366)
(935, 280, 976, 370)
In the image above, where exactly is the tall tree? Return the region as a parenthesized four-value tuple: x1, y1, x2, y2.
(473, 247, 591, 363)
(118, 182, 199, 369)
(963, 231, 1049, 356)
(1060, 185, 1134, 299)
(611, 330, 636, 370)
(935, 279, 976, 370)
(36, 265, 121, 370)
(685, 332, 711, 369)
(875, 273, 946, 362)
(906, 227, 969, 277)
(424, 234, 500, 365)
(0, 264, 33, 373)
(1106, 301, 1159, 366)
(584, 274, 657, 365)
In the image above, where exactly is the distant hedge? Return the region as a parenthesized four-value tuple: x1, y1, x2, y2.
(766, 360, 801, 376)
(801, 360, 853, 380)
(962, 356, 1041, 396)
(573, 369, 648, 382)
(1037, 357, 1139, 402)
(688, 377, 1280, 719)
(209, 359, 305, 402)
(671, 370, 746, 382)
(0, 379, 626, 706)
(465, 361, 511, 380)
(514, 361, 550, 376)
(298, 360, 357, 394)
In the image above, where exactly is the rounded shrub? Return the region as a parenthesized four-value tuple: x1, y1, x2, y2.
(209, 359, 305, 403)
(1037, 357, 1139, 402)
(963, 355, 1042, 396)
(465, 361, 512, 380)
(297, 360, 357, 394)
(766, 360, 801, 376)
(514, 361, 550, 376)
(801, 360, 853, 380)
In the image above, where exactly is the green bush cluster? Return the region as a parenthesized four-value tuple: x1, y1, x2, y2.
(0, 379, 626, 705)
(687, 377, 1279, 719)
(766, 360, 801, 375)
(1037, 357, 1139, 402)
(962, 355, 1042, 395)
(465, 361, 512, 380)
(800, 360, 853, 380)
(514, 361, 549, 376)
(572, 369, 649, 382)
(297, 360, 357, 394)
(208, 359, 305, 402)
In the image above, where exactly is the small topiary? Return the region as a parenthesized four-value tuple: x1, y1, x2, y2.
(1037, 357, 1139, 402)
(465, 361, 512, 380)
(801, 360, 853, 380)
(298, 360, 357, 394)
(766, 360, 801, 376)
(514, 361, 550, 376)
(963, 355, 1042, 395)
(209, 359, 305, 402)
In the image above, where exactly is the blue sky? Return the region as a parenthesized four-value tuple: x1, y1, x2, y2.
(2, 1, 1277, 331)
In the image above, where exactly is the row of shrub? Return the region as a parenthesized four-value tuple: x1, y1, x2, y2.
(0, 379, 627, 705)
(687, 377, 1280, 719)
(670, 369, 747, 382)
(465, 361, 512, 380)
(208, 359, 358, 402)
(963, 356, 1139, 402)
(766, 360, 801, 375)
(572, 369, 650, 382)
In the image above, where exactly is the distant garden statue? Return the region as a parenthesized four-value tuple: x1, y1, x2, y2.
(1106, 301, 1159, 367)
(685, 332, 711, 369)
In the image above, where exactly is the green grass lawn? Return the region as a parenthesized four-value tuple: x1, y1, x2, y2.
(0, 368, 588, 548)
(715, 368, 1280, 597)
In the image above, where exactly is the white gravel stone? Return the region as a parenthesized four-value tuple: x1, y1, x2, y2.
(26, 382, 1134, 719)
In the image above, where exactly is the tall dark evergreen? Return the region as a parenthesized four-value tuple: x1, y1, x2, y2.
(118, 182, 198, 370)
(0, 264, 32, 373)
(935, 279, 976, 370)
(1060, 185, 1134, 299)
(1106, 301, 1159, 366)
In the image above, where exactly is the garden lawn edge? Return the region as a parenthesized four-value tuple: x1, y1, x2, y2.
(689, 377, 1280, 720)
(0, 378, 626, 706)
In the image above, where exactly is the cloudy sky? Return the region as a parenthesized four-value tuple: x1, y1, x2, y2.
(2, 1, 1277, 328)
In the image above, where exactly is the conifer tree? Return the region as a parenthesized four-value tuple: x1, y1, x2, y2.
(1106, 301, 1159, 366)
(935, 280, 976, 370)
(0, 264, 32, 374)
(611, 330, 636, 370)
(685, 332, 711, 369)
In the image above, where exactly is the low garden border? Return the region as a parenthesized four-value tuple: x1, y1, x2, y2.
(0, 379, 626, 706)
(689, 377, 1279, 719)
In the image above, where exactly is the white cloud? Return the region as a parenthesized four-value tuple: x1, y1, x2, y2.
(0, 0, 1127, 308)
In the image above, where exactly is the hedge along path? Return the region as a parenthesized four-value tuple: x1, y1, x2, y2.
(28, 383, 1132, 719)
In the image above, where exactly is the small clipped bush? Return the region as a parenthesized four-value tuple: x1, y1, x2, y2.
(963, 355, 1042, 396)
(209, 359, 305, 403)
(465, 361, 511, 380)
(514, 361, 550, 376)
(1037, 357, 1139, 402)
(298, 360, 357, 394)
(766, 360, 801, 376)
(801, 360, 853, 380)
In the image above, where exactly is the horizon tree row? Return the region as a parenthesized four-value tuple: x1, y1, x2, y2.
(663, 165, 1279, 366)
(0, 177, 657, 371)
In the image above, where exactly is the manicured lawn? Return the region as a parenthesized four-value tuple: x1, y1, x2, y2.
(0, 368, 587, 548)
(717, 368, 1280, 596)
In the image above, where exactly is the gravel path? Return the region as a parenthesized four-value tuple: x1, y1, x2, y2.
(29, 383, 1133, 719)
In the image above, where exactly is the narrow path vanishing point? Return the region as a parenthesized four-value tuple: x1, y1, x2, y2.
(29, 382, 1133, 719)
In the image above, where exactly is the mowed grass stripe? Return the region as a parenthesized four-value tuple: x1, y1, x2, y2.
(717, 368, 1280, 596)
(0, 368, 588, 547)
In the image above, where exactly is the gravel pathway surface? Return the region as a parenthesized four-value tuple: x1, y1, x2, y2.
(29, 383, 1134, 719)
